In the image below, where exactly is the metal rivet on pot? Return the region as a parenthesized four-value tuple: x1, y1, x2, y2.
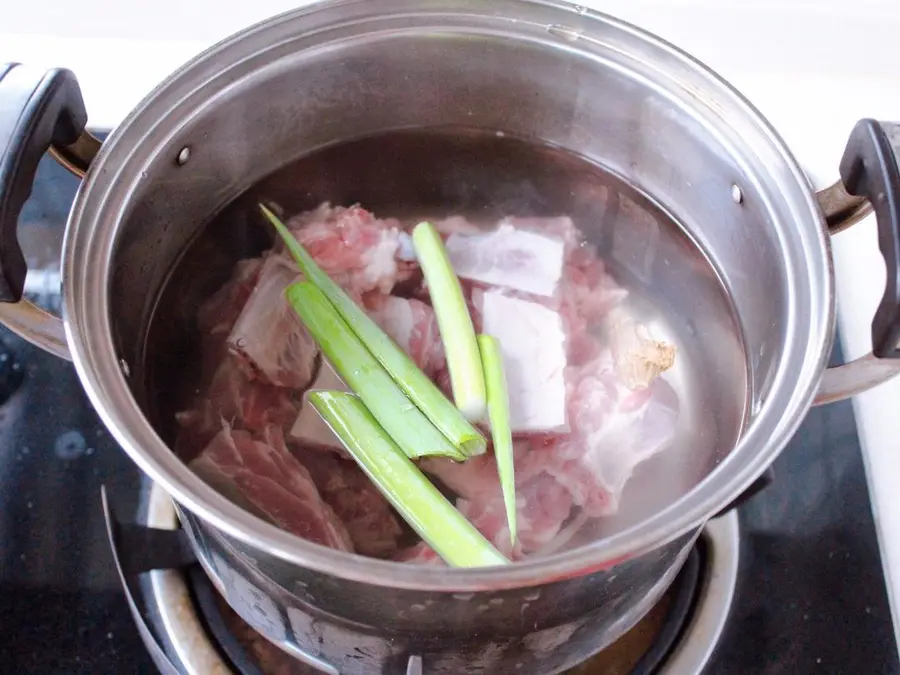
(731, 184, 744, 204)
(176, 146, 191, 166)
(119, 359, 131, 377)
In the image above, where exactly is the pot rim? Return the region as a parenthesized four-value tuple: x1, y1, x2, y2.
(61, 0, 833, 591)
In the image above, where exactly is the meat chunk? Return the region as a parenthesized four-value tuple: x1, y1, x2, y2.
(196, 257, 264, 376)
(175, 354, 298, 459)
(444, 224, 565, 297)
(190, 425, 353, 551)
(366, 294, 446, 377)
(479, 290, 568, 433)
(393, 542, 445, 566)
(286, 203, 404, 297)
(422, 445, 574, 558)
(458, 472, 574, 557)
(540, 351, 680, 516)
(227, 255, 318, 390)
(183, 205, 682, 564)
(301, 451, 403, 558)
(289, 360, 349, 454)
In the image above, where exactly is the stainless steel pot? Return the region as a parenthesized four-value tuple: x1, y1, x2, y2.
(2, 2, 900, 673)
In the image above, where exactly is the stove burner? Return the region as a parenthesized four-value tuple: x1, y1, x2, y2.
(111, 482, 739, 675)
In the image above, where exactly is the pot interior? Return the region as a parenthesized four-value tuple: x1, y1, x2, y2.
(93, 3, 826, 567)
(139, 126, 746, 551)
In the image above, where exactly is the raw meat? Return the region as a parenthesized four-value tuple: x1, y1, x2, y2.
(458, 473, 575, 557)
(289, 361, 349, 453)
(285, 203, 405, 297)
(393, 542, 444, 566)
(227, 254, 318, 390)
(444, 224, 565, 297)
(479, 290, 569, 433)
(301, 451, 404, 558)
(190, 424, 353, 551)
(182, 203, 679, 563)
(366, 294, 446, 378)
(539, 349, 680, 516)
(176, 356, 298, 454)
(196, 257, 264, 376)
(422, 444, 574, 558)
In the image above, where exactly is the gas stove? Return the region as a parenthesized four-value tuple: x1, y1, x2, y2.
(0, 146, 898, 675)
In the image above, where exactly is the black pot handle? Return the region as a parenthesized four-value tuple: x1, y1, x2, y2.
(0, 63, 86, 301)
(816, 119, 900, 404)
(0, 64, 89, 359)
(839, 120, 900, 358)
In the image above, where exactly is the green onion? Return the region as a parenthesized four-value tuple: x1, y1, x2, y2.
(286, 282, 462, 460)
(478, 334, 517, 546)
(308, 391, 509, 568)
(412, 221, 487, 421)
(260, 204, 485, 457)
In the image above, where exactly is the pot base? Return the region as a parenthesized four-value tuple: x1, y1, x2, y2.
(137, 481, 738, 675)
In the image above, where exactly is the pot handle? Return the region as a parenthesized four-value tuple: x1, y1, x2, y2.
(816, 119, 900, 404)
(0, 63, 93, 361)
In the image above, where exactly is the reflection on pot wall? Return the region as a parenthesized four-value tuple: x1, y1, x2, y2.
(180, 508, 698, 674)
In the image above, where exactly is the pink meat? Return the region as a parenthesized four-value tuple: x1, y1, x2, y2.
(421, 443, 574, 558)
(286, 203, 405, 297)
(536, 351, 680, 516)
(457, 472, 574, 557)
(175, 356, 298, 454)
(366, 294, 446, 377)
(191, 424, 353, 551)
(301, 451, 403, 558)
(196, 257, 264, 376)
(227, 255, 318, 390)
(394, 542, 445, 566)
(182, 205, 680, 565)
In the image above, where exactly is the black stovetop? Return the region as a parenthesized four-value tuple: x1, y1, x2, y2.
(0, 152, 897, 675)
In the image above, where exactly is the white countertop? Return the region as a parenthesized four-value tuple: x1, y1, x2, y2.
(4, 0, 900, 652)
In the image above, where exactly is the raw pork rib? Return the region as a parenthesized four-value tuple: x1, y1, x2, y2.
(393, 542, 444, 565)
(181, 202, 679, 564)
(303, 452, 403, 558)
(285, 203, 407, 297)
(180, 203, 415, 557)
(196, 257, 264, 377)
(407, 214, 678, 560)
(366, 294, 446, 378)
(190, 424, 352, 551)
(175, 355, 298, 456)
(535, 349, 680, 517)
(227, 254, 318, 390)
(422, 444, 574, 559)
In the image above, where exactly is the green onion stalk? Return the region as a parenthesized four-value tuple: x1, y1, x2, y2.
(478, 334, 517, 545)
(412, 221, 487, 422)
